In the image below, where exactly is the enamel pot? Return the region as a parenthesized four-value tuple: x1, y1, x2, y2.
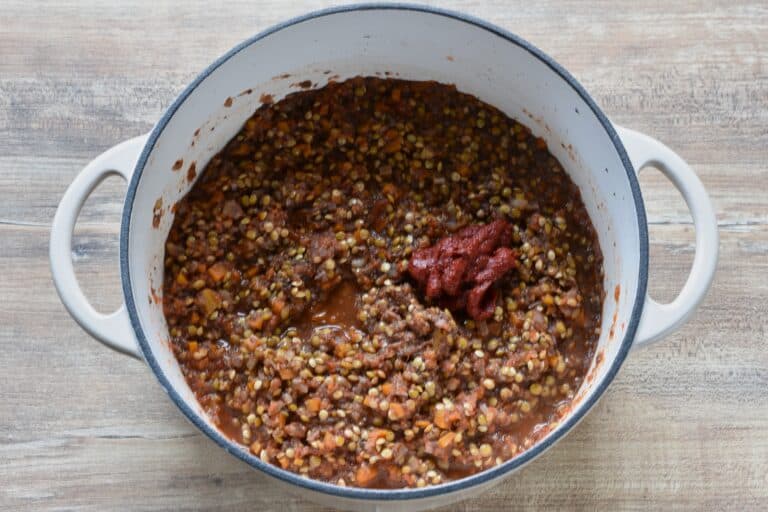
(50, 5, 718, 511)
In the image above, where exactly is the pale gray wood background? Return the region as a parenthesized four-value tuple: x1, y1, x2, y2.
(1, 1, 766, 510)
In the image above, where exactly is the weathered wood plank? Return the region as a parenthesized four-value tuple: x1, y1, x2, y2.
(1, 0, 766, 510)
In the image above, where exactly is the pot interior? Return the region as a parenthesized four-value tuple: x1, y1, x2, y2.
(124, 5, 643, 500)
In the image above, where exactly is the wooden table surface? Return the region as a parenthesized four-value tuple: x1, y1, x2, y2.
(1, 1, 766, 510)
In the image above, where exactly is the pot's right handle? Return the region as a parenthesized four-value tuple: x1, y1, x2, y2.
(616, 126, 718, 348)
(50, 136, 148, 360)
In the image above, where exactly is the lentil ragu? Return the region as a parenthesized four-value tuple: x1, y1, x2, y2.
(163, 77, 604, 489)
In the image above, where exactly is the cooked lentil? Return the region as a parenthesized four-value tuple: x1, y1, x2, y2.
(163, 76, 604, 489)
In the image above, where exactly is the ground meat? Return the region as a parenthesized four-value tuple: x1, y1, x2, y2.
(163, 76, 604, 489)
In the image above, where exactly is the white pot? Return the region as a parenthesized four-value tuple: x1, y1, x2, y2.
(50, 5, 718, 511)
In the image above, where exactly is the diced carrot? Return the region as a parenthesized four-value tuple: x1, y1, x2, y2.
(324, 431, 336, 451)
(230, 143, 251, 156)
(382, 183, 398, 197)
(207, 262, 228, 282)
(384, 139, 402, 153)
(271, 298, 285, 316)
(306, 397, 321, 412)
(279, 367, 295, 380)
(356, 465, 377, 486)
(438, 432, 455, 448)
(248, 314, 265, 330)
(369, 429, 389, 441)
(334, 342, 350, 359)
(197, 288, 222, 316)
(434, 408, 449, 429)
(381, 383, 393, 396)
(268, 401, 282, 416)
(388, 403, 406, 421)
(363, 395, 377, 409)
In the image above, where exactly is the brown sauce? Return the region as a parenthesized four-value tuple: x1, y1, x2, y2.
(296, 280, 364, 340)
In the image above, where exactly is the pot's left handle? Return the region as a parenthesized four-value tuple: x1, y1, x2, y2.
(50, 135, 149, 360)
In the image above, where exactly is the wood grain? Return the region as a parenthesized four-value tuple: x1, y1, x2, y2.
(1, 1, 766, 511)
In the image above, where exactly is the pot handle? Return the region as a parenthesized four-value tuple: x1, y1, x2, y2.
(50, 135, 148, 360)
(615, 126, 718, 348)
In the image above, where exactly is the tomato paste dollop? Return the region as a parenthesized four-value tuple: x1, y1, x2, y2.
(408, 219, 518, 320)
